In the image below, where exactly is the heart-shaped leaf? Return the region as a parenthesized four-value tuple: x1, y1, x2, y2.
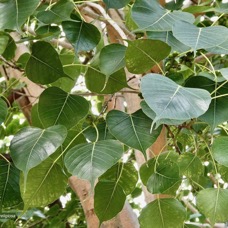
(141, 74, 211, 128)
(173, 21, 228, 51)
(38, 87, 89, 129)
(0, 0, 40, 30)
(99, 44, 127, 76)
(132, 0, 194, 31)
(125, 40, 171, 74)
(64, 140, 123, 186)
(0, 98, 7, 125)
(139, 198, 186, 228)
(10, 125, 67, 181)
(94, 162, 138, 223)
(62, 20, 101, 54)
(206, 39, 228, 54)
(103, 0, 131, 9)
(25, 41, 68, 84)
(197, 188, 228, 225)
(106, 109, 162, 158)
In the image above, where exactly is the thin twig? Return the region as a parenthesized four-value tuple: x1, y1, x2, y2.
(0, 55, 24, 72)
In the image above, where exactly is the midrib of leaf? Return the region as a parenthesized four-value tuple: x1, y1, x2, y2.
(213, 188, 220, 223)
(90, 142, 96, 186)
(15, 0, 19, 29)
(157, 199, 165, 228)
(194, 28, 202, 51)
(75, 21, 83, 52)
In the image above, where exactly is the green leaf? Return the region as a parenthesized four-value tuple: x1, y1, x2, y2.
(0, 98, 7, 125)
(38, 87, 89, 129)
(0, 32, 9, 54)
(141, 74, 211, 128)
(218, 165, 228, 182)
(0, 0, 40, 30)
(0, 159, 22, 211)
(178, 153, 204, 182)
(25, 41, 68, 84)
(185, 76, 228, 130)
(94, 163, 138, 223)
(36, 0, 74, 24)
(99, 44, 127, 76)
(132, 0, 194, 31)
(106, 109, 162, 158)
(212, 136, 228, 167)
(173, 21, 228, 51)
(103, 0, 131, 9)
(206, 39, 228, 54)
(125, 40, 171, 74)
(147, 31, 190, 53)
(139, 198, 186, 228)
(64, 140, 123, 186)
(1, 34, 16, 60)
(197, 188, 228, 224)
(62, 20, 101, 54)
(10, 125, 67, 180)
(20, 158, 67, 209)
(220, 68, 228, 81)
(85, 67, 128, 94)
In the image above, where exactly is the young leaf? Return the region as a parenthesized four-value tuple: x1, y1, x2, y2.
(20, 158, 67, 210)
(62, 20, 101, 54)
(141, 74, 211, 128)
(173, 21, 228, 51)
(10, 125, 67, 180)
(132, 0, 194, 31)
(64, 140, 123, 186)
(25, 41, 69, 84)
(106, 109, 162, 158)
(0, 98, 7, 125)
(0, 0, 40, 30)
(197, 188, 228, 225)
(38, 87, 89, 129)
(103, 0, 131, 9)
(139, 198, 186, 228)
(125, 40, 171, 74)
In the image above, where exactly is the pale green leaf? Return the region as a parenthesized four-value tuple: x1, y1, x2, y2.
(103, 0, 131, 9)
(206, 39, 228, 54)
(220, 68, 228, 81)
(0, 33, 9, 54)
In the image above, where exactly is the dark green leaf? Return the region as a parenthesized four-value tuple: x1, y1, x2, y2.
(64, 140, 123, 186)
(197, 188, 228, 225)
(139, 198, 186, 228)
(125, 40, 171, 74)
(2, 34, 16, 60)
(103, 0, 131, 9)
(25, 41, 68, 84)
(106, 109, 162, 158)
(38, 87, 89, 129)
(0, 98, 7, 125)
(0, 32, 9, 54)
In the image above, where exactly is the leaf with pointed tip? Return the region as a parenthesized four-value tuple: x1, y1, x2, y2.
(173, 21, 228, 51)
(141, 74, 211, 128)
(62, 20, 101, 54)
(64, 140, 123, 186)
(139, 198, 186, 228)
(197, 188, 228, 225)
(38, 87, 89, 129)
(132, 0, 194, 31)
(106, 109, 162, 158)
(0, 159, 22, 211)
(0, 0, 40, 30)
(20, 158, 67, 209)
(125, 40, 171, 74)
(25, 41, 69, 84)
(0, 98, 7, 125)
(103, 0, 131, 9)
(99, 44, 127, 76)
(206, 39, 228, 54)
(94, 163, 138, 223)
(10, 125, 67, 180)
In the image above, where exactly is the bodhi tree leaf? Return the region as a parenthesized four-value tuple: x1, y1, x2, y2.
(173, 21, 228, 51)
(206, 39, 228, 54)
(99, 44, 127, 76)
(64, 140, 123, 186)
(212, 136, 228, 167)
(197, 188, 228, 225)
(25, 41, 69, 84)
(141, 74, 211, 129)
(131, 0, 194, 31)
(139, 198, 186, 228)
(62, 20, 101, 54)
(94, 163, 138, 223)
(0, 0, 40, 30)
(0, 98, 7, 125)
(85, 67, 128, 94)
(125, 40, 171, 74)
(220, 68, 228, 80)
(10, 125, 67, 182)
(20, 158, 67, 210)
(0, 33, 9, 54)
(103, 0, 131, 9)
(106, 109, 162, 158)
(0, 159, 22, 211)
(38, 87, 89, 129)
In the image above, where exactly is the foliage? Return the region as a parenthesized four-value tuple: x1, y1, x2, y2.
(0, 0, 228, 227)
